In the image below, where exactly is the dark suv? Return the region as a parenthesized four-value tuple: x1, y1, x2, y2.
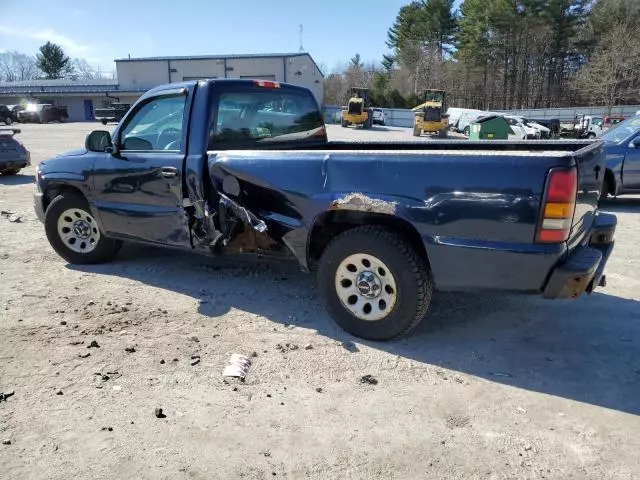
(0, 105, 14, 125)
(17, 104, 68, 123)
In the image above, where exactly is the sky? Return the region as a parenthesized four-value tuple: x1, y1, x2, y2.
(0, 0, 422, 74)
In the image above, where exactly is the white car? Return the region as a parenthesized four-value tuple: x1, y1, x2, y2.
(523, 118, 551, 138)
(372, 108, 386, 126)
(505, 115, 540, 139)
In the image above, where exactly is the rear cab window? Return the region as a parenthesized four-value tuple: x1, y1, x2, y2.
(208, 82, 325, 149)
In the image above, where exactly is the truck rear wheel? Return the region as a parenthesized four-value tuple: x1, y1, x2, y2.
(438, 127, 448, 138)
(101, 119, 108, 125)
(413, 125, 421, 137)
(317, 226, 433, 340)
(44, 192, 121, 264)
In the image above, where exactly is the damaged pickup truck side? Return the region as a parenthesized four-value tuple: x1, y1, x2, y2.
(34, 79, 617, 340)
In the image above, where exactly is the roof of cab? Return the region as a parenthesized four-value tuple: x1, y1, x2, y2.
(144, 78, 313, 96)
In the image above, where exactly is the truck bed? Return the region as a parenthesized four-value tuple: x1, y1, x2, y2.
(206, 139, 604, 292)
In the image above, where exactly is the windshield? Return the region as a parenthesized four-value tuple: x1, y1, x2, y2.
(424, 91, 443, 102)
(600, 116, 640, 144)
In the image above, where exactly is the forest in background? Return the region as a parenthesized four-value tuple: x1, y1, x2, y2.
(324, 0, 640, 111)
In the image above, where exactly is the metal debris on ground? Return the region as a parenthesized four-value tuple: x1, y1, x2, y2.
(222, 354, 252, 379)
(0, 390, 15, 402)
(78, 353, 91, 358)
(124, 347, 136, 353)
(55, 390, 63, 395)
(190, 357, 201, 366)
(360, 375, 378, 385)
(154, 408, 166, 418)
(304, 344, 313, 350)
(341, 341, 359, 353)
(7, 214, 22, 223)
(87, 340, 100, 348)
(2, 439, 11, 445)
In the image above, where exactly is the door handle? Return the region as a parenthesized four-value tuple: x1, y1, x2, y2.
(161, 167, 179, 179)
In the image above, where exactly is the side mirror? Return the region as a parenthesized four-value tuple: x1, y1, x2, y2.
(85, 130, 113, 153)
(630, 137, 640, 149)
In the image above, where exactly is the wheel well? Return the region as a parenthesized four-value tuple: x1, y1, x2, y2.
(603, 168, 615, 195)
(307, 210, 429, 268)
(42, 184, 86, 212)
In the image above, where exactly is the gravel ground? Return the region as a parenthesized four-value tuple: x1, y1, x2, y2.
(1, 122, 639, 479)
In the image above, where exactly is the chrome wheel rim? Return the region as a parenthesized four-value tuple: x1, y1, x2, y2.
(334, 253, 397, 321)
(57, 208, 100, 253)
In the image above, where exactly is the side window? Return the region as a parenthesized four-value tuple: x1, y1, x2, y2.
(208, 89, 324, 148)
(120, 94, 186, 151)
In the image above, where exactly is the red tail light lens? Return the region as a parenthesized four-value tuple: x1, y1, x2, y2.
(536, 167, 577, 243)
(254, 80, 280, 89)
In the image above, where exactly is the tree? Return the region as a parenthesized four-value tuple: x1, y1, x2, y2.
(36, 42, 72, 79)
(577, 22, 640, 111)
(71, 58, 104, 80)
(0, 51, 40, 82)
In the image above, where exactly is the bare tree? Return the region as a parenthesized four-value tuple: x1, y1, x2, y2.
(0, 51, 40, 82)
(71, 58, 106, 80)
(577, 22, 640, 112)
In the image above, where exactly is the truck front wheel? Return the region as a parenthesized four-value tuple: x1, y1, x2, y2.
(44, 192, 121, 264)
(317, 226, 433, 340)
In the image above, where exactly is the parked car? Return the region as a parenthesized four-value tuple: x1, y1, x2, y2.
(521, 118, 551, 139)
(17, 104, 68, 123)
(505, 115, 540, 139)
(602, 116, 625, 133)
(34, 79, 616, 340)
(0, 128, 31, 175)
(530, 118, 561, 138)
(94, 103, 131, 125)
(600, 115, 640, 201)
(7, 105, 25, 122)
(372, 108, 386, 126)
(0, 105, 15, 125)
(457, 109, 488, 135)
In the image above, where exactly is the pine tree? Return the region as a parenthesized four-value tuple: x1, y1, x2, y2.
(36, 42, 72, 79)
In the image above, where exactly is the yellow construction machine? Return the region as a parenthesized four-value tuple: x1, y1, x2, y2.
(341, 87, 374, 129)
(412, 89, 449, 138)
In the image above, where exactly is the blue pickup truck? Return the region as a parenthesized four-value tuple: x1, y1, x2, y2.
(34, 79, 616, 340)
(600, 115, 640, 200)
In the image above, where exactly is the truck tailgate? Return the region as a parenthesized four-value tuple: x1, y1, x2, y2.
(568, 141, 605, 249)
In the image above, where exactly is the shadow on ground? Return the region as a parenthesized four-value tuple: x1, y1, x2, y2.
(69, 244, 640, 415)
(600, 197, 640, 214)
(0, 173, 35, 185)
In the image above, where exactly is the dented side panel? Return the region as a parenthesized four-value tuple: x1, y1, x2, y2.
(207, 149, 576, 291)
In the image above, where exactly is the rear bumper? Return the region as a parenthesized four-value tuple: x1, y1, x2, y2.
(0, 157, 28, 170)
(542, 212, 616, 299)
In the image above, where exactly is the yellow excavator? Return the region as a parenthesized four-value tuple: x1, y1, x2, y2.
(341, 87, 374, 129)
(412, 89, 449, 138)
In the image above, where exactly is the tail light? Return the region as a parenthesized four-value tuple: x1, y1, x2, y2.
(536, 167, 577, 243)
(254, 80, 280, 89)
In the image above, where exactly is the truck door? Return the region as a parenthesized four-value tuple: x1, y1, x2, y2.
(93, 88, 191, 246)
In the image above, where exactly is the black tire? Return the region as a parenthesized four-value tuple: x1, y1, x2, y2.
(317, 226, 433, 341)
(1, 168, 21, 175)
(438, 127, 448, 138)
(101, 118, 108, 125)
(587, 132, 596, 139)
(3, 116, 12, 125)
(341, 120, 349, 128)
(44, 192, 121, 264)
(413, 125, 421, 137)
(599, 177, 610, 203)
(464, 126, 470, 136)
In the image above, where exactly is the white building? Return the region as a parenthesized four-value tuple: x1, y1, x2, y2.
(0, 52, 324, 122)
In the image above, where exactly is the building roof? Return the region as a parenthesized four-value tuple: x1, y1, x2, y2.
(0, 78, 147, 95)
(115, 52, 310, 62)
(0, 79, 119, 87)
(115, 52, 325, 78)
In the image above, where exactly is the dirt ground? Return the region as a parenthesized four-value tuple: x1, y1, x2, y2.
(1, 122, 639, 480)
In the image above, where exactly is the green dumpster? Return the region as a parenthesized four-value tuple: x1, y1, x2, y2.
(469, 115, 509, 140)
